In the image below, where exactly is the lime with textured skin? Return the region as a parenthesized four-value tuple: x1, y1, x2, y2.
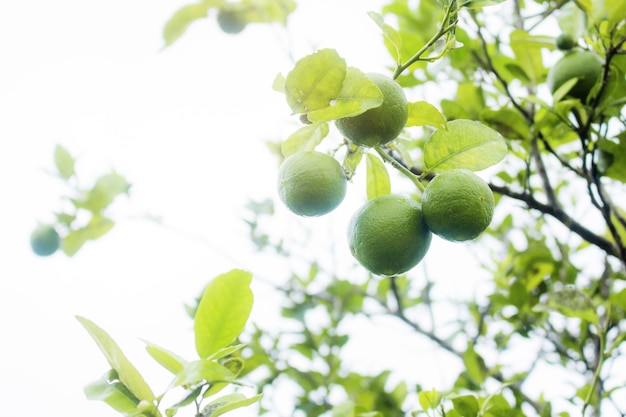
(278, 151, 347, 217)
(30, 224, 61, 256)
(335, 73, 408, 147)
(547, 51, 603, 101)
(348, 194, 432, 276)
(422, 169, 495, 242)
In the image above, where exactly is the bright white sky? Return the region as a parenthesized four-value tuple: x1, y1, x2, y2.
(0, 1, 588, 416)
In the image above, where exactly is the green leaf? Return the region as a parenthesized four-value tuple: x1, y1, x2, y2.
(452, 395, 479, 417)
(76, 316, 155, 401)
(75, 172, 131, 214)
(281, 122, 329, 157)
(162, 2, 221, 47)
(54, 144, 76, 180)
(365, 153, 390, 200)
(509, 30, 551, 84)
(597, 133, 626, 182)
(423, 119, 507, 172)
(84, 373, 139, 414)
(284, 48, 347, 114)
(194, 269, 253, 358)
(367, 12, 402, 63)
(62, 215, 115, 256)
(463, 343, 487, 385)
(200, 393, 263, 417)
(418, 388, 442, 411)
(342, 143, 365, 179)
(407, 101, 447, 130)
(332, 401, 355, 417)
(480, 107, 529, 140)
(307, 67, 383, 122)
(144, 341, 187, 375)
(535, 287, 599, 325)
(461, 0, 507, 7)
(172, 359, 235, 387)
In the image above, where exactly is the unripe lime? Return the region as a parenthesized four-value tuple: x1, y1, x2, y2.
(30, 224, 60, 256)
(556, 33, 576, 51)
(278, 151, 347, 217)
(547, 51, 603, 101)
(217, 9, 246, 34)
(348, 195, 432, 276)
(335, 73, 408, 147)
(422, 170, 494, 242)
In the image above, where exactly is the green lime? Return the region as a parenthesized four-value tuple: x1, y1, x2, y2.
(348, 194, 432, 276)
(217, 8, 246, 34)
(422, 169, 495, 242)
(278, 151, 347, 217)
(547, 51, 603, 101)
(30, 224, 61, 256)
(335, 73, 408, 147)
(556, 33, 576, 51)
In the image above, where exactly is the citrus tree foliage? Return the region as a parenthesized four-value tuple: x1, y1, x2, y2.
(49, 0, 626, 416)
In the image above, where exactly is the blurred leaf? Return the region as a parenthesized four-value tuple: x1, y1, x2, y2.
(54, 144, 76, 180)
(84, 373, 139, 414)
(200, 393, 263, 417)
(342, 143, 365, 179)
(77, 316, 155, 401)
(509, 30, 551, 84)
(368, 11, 402, 63)
(406, 101, 447, 130)
(284, 48, 347, 114)
(235, 0, 296, 25)
(418, 388, 443, 411)
(463, 343, 487, 385)
(172, 359, 235, 387)
(462, 0, 507, 7)
(535, 287, 599, 325)
(194, 269, 253, 358)
(75, 172, 131, 214)
(281, 122, 329, 157)
(597, 133, 626, 182)
(423, 119, 507, 172)
(451, 395, 479, 417)
(480, 107, 529, 140)
(307, 67, 383, 122)
(144, 341, 187, 375)
(62, 215, 115, 256)
(366, 153, 391, 200)
(162, 2, 218, 47)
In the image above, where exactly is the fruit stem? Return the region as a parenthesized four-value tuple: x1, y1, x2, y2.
(375, 147, 425, 192)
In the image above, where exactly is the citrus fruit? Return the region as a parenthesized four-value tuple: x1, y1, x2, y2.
(30, 224, 61, 256)
(556, 33, 576, 51)
(348, 195, 432, 276)
(217, 8, 246, 34)
(421, 169, 495, 242)
(278, 151, 347, 217)
(335, 73, 408, 147)
(547, 51, 603, 101)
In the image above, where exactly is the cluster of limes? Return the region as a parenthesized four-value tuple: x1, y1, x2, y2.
(276, 73, 496, 277)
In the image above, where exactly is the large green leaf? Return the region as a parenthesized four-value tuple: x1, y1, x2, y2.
(54, 144, 75, 180)
(200, 393, 263, 417)
(406, 101, 447, 130)
(365, 153, 390, 200)
(194, 269, 253, 358)
(451, 395, 479, 417)
(281, 122, 329, 157)
(423, 119, 507, 172)
(307, 67, 383, 122)
(76, 316, 155, 401)
(284, 49, 347, 114)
